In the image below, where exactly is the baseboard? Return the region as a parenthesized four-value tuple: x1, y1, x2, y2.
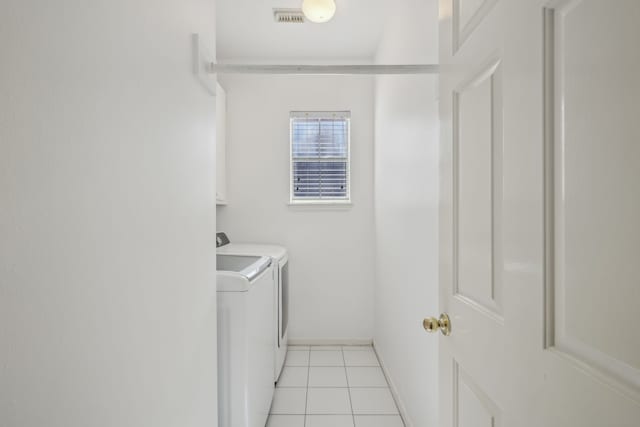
(288, 338, 373, 346)
(373, 340, 413, 427)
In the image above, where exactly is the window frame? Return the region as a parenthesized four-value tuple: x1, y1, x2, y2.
(289, 111, 352, 205)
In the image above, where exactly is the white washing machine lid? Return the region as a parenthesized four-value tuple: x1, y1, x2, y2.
(217, 243, 287, 261)
(216, 255, 272, 292)
(217, 254, 271, 282)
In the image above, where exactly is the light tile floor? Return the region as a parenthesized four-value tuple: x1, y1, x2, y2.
(267, 345, 405, 427)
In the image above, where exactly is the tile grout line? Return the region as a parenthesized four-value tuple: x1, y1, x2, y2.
(304, 347, 310, 426)
(276, 346, 396, 425)
(371, 345, 406, 427)
(341, 346, 357, 427)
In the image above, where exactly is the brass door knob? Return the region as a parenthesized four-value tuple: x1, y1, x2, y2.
(422, 313, 451, 336)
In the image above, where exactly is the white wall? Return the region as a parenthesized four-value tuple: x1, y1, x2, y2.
(0, 1, 218, 426)
(373, 1, 440, 426)
(216, 75, 375, 342)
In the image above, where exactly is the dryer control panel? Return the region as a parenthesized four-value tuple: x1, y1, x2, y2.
(216, 232, 230, 248)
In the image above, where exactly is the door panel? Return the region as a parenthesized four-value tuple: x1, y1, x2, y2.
(458, 0, 486, 29)
(455, 59, 503, 315)
(453, 0, 499, 52)
(455, 362, 502, 427)
(547, 0, 640, 389)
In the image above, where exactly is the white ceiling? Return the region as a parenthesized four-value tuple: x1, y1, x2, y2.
(216, 0, 391, 61)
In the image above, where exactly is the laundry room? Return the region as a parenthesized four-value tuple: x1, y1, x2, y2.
(214, 1, 439, 426)
(6, 0, 639, 427)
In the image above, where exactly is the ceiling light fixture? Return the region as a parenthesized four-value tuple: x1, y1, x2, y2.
(302, 0, 337, 23)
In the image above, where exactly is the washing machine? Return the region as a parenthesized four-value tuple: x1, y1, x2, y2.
(216, 232, 289, 381)
(217, 254, 274, 427)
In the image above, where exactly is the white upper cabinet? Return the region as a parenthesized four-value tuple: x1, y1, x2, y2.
(216, 82, 227, 205)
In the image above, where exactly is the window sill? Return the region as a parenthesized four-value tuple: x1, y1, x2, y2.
(288, 200, 353, 209)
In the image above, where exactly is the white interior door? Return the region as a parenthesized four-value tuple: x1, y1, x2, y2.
(437, 1, 640, 426)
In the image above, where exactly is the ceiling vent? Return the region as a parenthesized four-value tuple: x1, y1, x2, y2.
(273, 8, 306, 24)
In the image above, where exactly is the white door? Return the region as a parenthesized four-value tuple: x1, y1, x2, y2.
(437, 1, 640, 426)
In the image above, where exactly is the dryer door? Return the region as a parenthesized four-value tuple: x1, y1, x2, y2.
(275, 258, 289, 380)
(279, 260, 289, 344)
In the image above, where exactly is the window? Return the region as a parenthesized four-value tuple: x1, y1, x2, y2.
(290, 111, 351, 204)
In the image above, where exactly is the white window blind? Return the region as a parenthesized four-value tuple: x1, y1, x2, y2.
(290, 112, 351, 203)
